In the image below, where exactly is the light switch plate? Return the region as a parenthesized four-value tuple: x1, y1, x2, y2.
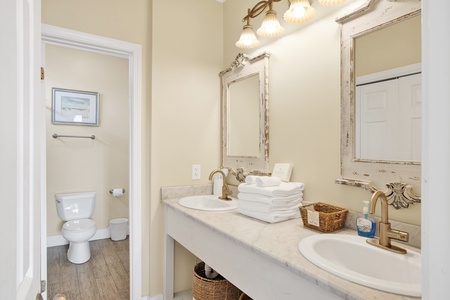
(272, 163, 293, 182)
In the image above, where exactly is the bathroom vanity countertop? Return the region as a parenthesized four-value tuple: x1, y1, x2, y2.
(163, 198, 420, 300)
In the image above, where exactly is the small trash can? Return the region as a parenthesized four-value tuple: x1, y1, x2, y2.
(109, 218, 128, 241)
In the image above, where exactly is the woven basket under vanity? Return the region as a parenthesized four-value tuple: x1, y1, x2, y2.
(300, 202, 348, 232)
(239, 292, 253, 300)
(192, 261, 241, 300)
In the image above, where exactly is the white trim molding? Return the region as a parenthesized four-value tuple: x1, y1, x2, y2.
(41, 24, 143, 299)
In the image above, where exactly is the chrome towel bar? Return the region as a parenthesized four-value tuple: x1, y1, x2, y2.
(52, 133, 95, 140)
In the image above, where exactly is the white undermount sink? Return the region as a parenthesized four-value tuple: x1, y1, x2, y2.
(298, 234, 421, 297)
(178, 195, 238, 211)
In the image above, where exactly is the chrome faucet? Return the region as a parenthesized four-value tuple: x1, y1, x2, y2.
(367, 191, 409, 254)
(208, 169, 232, 201)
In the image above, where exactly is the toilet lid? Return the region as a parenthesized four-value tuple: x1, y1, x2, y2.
(63, 219, 96, 231)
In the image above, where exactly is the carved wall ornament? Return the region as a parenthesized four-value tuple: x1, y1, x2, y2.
(370, 182, 421, 210)
(227, 167, 271, 183)
(336, 179, 421, 210)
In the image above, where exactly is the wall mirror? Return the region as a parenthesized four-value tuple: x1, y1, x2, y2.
(220, 53, 270, 181)
(336, 0, 422, 209)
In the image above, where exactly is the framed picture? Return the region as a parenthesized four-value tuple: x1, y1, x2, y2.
(52, 88, 99, 126)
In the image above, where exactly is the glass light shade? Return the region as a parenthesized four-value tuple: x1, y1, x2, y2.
(236, 25, 261, 49)
(318, 0, 347, 6)
(291, 3, 316, 23)
(257, 10, 285, 37)
(283, 0, 307, 23)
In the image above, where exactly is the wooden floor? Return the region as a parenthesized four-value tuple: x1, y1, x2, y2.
(47, 238, 129, 300)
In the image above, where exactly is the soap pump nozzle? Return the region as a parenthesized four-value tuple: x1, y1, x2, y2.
(362, 201, 370, 217)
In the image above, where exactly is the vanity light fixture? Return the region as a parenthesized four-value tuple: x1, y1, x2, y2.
(236, 10, 261, 49)
(236, 0, 346, 49)
(318, 0, 347, 6)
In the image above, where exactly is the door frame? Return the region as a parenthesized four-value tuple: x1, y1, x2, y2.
(41, 24, 143, 299)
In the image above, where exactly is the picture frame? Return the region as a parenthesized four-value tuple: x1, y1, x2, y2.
(52, 88, 99, 126)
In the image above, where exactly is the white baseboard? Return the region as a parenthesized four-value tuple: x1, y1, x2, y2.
(143, 294, 163, 300)
(141, 290, 189, 300)
(47, 227, 129, 248)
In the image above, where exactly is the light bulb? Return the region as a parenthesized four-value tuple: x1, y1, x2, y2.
(318, 0, 347, 6)
(236, 25, 261, 49)
(284, 0, 316, 24)
(291, 5, 306, 18)
(257, 10, 285, 37)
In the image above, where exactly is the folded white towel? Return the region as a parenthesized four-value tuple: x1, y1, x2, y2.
(245, 175, 259, 184)
(238, 192, 302, 205)
(237, 199, 302, 213)
(256, 176, 281, 187)
(237, 207, 300, 223)
(238, 182, 305, 197)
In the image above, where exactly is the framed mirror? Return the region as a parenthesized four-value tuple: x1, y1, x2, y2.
(220, 53, 270, 181)
(336, 0, 421, 209)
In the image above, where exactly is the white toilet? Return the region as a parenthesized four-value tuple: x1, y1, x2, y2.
(55, 191, 97, 264)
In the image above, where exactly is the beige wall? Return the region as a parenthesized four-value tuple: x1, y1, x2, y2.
(45, 44, 129, 236)
(151, 0, 223, 292)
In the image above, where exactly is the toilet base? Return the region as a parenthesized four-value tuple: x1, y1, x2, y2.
(67, 241, 91, 264)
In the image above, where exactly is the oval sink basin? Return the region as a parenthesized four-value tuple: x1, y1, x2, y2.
(298, 234, 421, 297)
(178, 195, 238, 211)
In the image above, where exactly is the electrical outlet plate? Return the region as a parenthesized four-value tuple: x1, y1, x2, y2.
(192, 164, 201, 180)
(272, 163, 293, 182)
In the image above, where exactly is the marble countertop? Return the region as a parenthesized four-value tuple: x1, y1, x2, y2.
(164, 197, 420, 300)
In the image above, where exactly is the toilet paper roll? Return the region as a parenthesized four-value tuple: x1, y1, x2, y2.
(112, 188, 124, 198)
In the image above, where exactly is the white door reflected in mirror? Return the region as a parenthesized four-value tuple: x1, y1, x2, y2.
(355, 67, 421, 162)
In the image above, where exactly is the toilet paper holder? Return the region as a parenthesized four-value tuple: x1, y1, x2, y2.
(109, 188, 125, 194)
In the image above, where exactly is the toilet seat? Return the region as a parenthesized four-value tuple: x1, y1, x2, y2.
(63, 219, 95, 231)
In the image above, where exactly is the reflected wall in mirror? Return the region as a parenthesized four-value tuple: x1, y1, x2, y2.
(336, 0, 421, 209)
(228, 74, 260, 157)
(220, 53, 270, 181)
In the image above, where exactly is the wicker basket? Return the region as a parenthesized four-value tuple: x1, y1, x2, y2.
(192, 262, 241, 300)
(239, 292, 253, 300)
(300, 202, 348, 232)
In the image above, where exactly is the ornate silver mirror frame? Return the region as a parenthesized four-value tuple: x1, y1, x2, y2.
(220, 53, 270, 182)
(335, 0, 422, 209)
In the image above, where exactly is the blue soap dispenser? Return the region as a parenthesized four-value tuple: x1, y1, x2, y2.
(356, 201, 376, 238)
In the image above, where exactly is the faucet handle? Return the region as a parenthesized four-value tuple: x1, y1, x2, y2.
(220, 184, 232, 201)
(388, 228, 409, 243)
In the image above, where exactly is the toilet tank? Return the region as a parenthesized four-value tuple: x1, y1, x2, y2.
(55, 191, 96, 221)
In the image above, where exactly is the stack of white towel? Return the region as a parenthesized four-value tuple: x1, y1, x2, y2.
(237, 175, 304, 223)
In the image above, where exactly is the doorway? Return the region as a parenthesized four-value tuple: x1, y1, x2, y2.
(41, 24, 142, 299)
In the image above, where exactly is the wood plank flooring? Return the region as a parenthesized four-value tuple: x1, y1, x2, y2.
(47, 238, 129, 300)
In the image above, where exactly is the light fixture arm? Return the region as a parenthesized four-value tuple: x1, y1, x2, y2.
(242, 0, 284, 24)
